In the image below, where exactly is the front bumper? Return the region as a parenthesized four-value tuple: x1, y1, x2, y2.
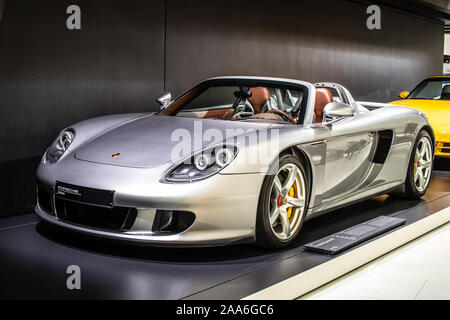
(35, 156, 265, 247)
(36, 204, 254, 247)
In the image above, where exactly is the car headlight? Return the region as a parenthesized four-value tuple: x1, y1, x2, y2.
(44, 128, 76, 164)
(165, 145, 238, 182)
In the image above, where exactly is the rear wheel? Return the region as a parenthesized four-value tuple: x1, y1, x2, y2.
(255, 155, 310, 248)
(402, 130, 433, 199)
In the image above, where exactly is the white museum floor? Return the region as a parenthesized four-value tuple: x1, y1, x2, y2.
(300, 222, 450, 300)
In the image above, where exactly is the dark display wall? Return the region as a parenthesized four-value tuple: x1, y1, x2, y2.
(0, 0, 444, 217)
(166, 0, 443, 99)
(0, 1, 5, 23)
(0, 0, 165, 164)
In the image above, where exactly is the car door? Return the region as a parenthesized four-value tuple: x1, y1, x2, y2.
(320, 111, 376, 204)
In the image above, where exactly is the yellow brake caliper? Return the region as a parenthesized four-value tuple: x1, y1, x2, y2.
(287, 181, 297, 221)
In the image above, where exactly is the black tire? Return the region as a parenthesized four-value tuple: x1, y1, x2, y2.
(255, 154, 310, 249)
(402, 130, 433, 200)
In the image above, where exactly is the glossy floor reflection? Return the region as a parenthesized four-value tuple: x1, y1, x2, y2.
(0, 170, 448, 299)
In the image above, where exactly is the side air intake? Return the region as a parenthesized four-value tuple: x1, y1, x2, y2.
(372, 130, 394, 164)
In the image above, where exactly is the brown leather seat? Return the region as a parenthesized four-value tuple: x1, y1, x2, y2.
(248, 87, 270, 114)
(249, 113, 283, 121)
(315, 88, 333, 123)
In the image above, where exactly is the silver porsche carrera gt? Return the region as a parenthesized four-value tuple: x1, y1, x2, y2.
(35, 77, 434, 248)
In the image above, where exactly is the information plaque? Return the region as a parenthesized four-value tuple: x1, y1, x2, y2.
(304, 215, 406, 255)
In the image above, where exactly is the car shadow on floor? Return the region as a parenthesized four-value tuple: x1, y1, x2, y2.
(434, 157, 449, 170)
(35, 194, 425, 264)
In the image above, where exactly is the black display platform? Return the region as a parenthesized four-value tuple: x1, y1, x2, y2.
(0, 171, 449, 300)
(304, 215, 406, 255)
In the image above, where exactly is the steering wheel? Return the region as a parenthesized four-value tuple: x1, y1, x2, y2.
(233, 101, 254, 119)
(265, 109, 296, 124)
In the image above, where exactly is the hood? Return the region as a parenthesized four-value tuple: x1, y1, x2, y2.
(74, 114, 273, 168)
(389, 99, 450, 126)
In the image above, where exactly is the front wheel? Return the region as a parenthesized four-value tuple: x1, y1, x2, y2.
(402, 130, 433, 199)
(255, 155, 310, 249)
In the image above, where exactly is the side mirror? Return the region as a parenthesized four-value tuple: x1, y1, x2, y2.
(157, 92, 172, 110)
(398, 91, 409, 99)
(323, 102, 355, 124)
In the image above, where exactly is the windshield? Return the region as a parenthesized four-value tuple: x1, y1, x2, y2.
(159, 79, 308, 124)
(408, 78, 450, 100)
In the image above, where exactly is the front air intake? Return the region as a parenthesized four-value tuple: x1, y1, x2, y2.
(152, 210, 196, 234)
(54, 198, 137, 231)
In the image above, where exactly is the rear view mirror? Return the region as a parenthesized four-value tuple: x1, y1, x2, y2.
(323, 102, 355, 124)
(157, 92, 172, 110)
(398, 91, 409, 99)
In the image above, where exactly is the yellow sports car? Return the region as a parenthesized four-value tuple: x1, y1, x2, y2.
(390, 76, 450, 158)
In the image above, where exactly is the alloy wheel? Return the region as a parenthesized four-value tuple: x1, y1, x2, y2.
(414, 137, 432, 192)
(268, 163, 306, 240)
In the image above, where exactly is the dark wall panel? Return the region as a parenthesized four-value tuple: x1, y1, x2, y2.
(0, 0, 5, 23)
(165, 0, 443, 102)
(0, 0, 165, 163)
(0, 0, 164, 217)
(0, 0, 444, 217)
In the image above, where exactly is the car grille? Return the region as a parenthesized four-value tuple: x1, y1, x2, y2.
(442, 143, 450, 153)
(54, 198, 137, 231)
(437, 142, 450, 154)
(37, 186, 137, 231)
(37, 186, 196, 234)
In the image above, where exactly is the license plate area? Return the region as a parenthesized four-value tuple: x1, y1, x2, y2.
(55, 181, 115, 208)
